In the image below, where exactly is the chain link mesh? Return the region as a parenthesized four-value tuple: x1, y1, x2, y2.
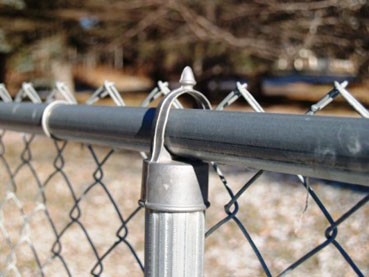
(204, 81, 368, 276)
(0, 80, 368, 276)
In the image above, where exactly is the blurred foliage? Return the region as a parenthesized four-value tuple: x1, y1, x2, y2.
(0, 0, 368, 81)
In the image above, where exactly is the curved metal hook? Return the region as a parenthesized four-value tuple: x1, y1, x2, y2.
(149, 87, 212, 162)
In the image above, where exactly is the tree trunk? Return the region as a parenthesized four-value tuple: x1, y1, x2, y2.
(51, 59, 74, 93)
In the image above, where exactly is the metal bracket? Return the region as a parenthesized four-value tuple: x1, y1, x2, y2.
(140, 66, 211, 212)
(42, 101, 71, 139)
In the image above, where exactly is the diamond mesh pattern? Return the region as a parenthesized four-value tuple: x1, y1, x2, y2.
(0, 80, 368, 276)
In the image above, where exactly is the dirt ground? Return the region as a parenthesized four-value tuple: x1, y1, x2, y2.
(0, 130, 368, 277)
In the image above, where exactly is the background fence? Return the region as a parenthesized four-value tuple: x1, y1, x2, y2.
(0, 68, 368, 276)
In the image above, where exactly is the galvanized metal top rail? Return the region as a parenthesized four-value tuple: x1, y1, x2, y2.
(0, 102, 368, 186)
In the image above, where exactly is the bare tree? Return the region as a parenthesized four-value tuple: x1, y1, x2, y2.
(0, 0, 368, 88)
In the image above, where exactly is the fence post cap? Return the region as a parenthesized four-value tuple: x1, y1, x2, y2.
(179, 66, 196, 88)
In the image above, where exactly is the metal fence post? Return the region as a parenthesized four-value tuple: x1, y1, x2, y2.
(140, 67, 210, 277)
(142, 160, 208, 277)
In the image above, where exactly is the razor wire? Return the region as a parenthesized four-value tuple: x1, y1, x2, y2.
(0, 77, 368, 276)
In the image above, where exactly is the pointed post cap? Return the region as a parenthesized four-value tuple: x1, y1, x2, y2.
(179, 66, 196, 89)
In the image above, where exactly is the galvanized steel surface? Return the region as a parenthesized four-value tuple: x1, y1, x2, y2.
(145, 210, 205, 277)
(0, 103, 368, 185)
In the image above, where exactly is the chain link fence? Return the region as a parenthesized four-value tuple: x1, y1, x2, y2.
(0, 73, 368, 276)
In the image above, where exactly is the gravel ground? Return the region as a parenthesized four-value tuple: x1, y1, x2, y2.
(0, 130, 368, 277)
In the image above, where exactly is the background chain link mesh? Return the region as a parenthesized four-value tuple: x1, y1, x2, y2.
(0, 81, 368, 276)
